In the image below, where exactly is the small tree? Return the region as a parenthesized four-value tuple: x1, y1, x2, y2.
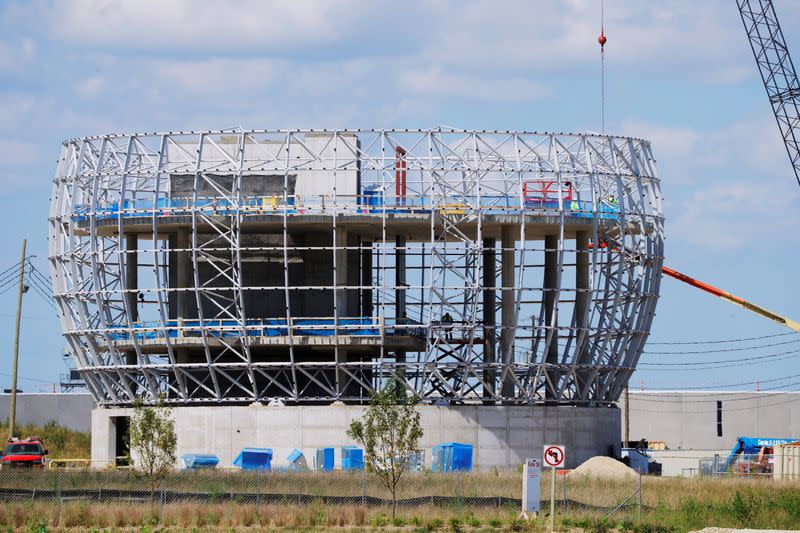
(129, 401, 177, 500)
(346, 377, 423, 518)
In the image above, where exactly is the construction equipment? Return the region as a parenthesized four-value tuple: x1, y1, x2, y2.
(738, 0, 800, 188)
(600, 238, 800, 332)
(661, 265, 800, 332)
(720, 436, 798, 476)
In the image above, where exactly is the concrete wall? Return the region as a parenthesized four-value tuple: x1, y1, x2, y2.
(91, 404, 620, 470)
(0, 393, 93, 432)
(622, 391, 800, 450)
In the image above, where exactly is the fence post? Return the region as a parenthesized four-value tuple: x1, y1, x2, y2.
(562, 471, 566, 510)
(361, 468, 367, 507)
(159, 479, 165, 523)
(456, 470, 462, 510)
(637, 473, 642, 520)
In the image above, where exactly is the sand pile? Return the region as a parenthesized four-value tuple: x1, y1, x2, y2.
(567, 456, 638, 480)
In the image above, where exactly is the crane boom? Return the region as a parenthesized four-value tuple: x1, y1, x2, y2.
(602, 238, 800, 332)
(661, 265, 800, 332)
(738, 0, 800, 188)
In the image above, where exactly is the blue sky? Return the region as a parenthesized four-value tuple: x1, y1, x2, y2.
(0, 0, 798, 393)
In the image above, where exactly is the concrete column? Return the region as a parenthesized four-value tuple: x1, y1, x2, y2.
(175, 229, 192, 365)
(361, 241, 373, 317)
(575, 231, 591, 396)
(125, 234, 138, 366)
(395, 235, 406, 321)
(335, 228, 348, 397)
(500, 227, 515, 399)
(395, 236, 407, 373)
(482, 238, 496, 400)
(176, 229, 191, 320)
(334, 227, 348, 317)
(543, 234, 559, 399)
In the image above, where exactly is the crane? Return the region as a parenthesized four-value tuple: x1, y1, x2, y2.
(600, 239, 800, 333)
(738, 0, 800, 188)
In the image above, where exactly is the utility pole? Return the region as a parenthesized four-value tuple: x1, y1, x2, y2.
(8, 239, 26, 440)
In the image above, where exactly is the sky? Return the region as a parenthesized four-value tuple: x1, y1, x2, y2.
(0, 0, 799, 394)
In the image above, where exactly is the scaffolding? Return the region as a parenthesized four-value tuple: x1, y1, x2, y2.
(48, 128, 664, 406)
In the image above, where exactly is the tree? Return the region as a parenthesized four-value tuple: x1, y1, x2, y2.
(346, 377, 423, 519)
(129, 401, 177, 500)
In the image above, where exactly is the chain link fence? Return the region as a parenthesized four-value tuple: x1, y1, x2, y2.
(0, 468, 642, 528)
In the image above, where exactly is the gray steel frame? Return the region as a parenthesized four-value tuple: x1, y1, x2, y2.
(48, 129, 664, 406)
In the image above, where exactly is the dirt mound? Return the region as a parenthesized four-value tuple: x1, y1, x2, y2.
(567, 456, 637, 480)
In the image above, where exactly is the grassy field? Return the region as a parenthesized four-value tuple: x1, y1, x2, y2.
(0, 421, 90, 460)
(0, 473, 798, 531)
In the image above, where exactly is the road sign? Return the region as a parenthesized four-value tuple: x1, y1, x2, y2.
(543, 445, 565, 468)
(522, 458, 541, 513)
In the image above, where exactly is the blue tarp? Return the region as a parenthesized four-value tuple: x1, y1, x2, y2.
(181, 454, 219, 470)
(287, 448, 309, 471)
(233, 448, 272, 471)
(432, 442, 473, 473)
(342, 446, 364, 471)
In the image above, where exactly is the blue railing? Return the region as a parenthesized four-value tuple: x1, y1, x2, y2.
(103, 317, 418, 341)
(72, 194, 620, 222)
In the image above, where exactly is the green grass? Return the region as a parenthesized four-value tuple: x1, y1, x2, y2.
(0, 421, 90, 460)
(0, 467, 799, 531)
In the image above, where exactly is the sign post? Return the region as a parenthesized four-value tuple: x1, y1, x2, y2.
(521, 458, 541, 518)
(543, 445, 566, 532)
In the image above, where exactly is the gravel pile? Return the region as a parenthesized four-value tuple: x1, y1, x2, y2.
(567, 456, 638, 480)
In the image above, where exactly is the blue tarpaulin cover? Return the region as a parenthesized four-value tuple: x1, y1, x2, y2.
(233, 448, 272, 471)
(181, 454, 219, 470)
(287, 448, 309, 471)
(431, 442, 473, 472)
(342, 446, 364, 471)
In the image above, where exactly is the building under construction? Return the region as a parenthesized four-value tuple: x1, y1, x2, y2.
(48, 129, 663, 468)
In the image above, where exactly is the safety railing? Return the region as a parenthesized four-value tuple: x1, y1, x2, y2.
(104, 317, 426, 342)
(70, 194, 622, 223)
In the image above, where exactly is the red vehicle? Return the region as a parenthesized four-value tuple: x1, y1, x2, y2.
(0, 437, 48, 468)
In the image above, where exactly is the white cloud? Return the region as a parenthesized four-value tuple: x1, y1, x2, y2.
(400, 66, 550, 102)
(0, 38, 36, 71)
(77, 74, 105, 98)
(671, 180, 800, 252)
(43, 0, 372, 51)
(151, 58, 284, 95)
(621, 114, 800, 253)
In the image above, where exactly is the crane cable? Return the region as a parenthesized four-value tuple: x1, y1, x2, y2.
(599, 0, 607, 134)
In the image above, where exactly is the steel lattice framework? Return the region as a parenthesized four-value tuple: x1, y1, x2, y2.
(48, 129, 664, 406)
(739, 0, 800, 188)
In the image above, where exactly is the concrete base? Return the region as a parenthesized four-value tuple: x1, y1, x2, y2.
(92, 404, 619, 470)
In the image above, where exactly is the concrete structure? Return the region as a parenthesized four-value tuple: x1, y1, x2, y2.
(91, 404, 620, 470)
(0, 393, 93, 432)
(623, 390, 800, 476)
(48, 129, 663, 467)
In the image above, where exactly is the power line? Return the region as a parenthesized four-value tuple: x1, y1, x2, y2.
(647, 331, 798, 345)
(643, 338, 800, 355)
(637, 372, 800, 391)
(626, 382, 800, 403)
(638, 348, 800, 368)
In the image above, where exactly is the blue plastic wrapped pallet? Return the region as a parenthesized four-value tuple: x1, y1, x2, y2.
(315, 447, 335, 471)
(431, 442, 473, 472)
(341, 446, 364, 470)
(181, 454, 219, 470)
(287, 448, 309, 471)
(233, 448, 272, 471)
